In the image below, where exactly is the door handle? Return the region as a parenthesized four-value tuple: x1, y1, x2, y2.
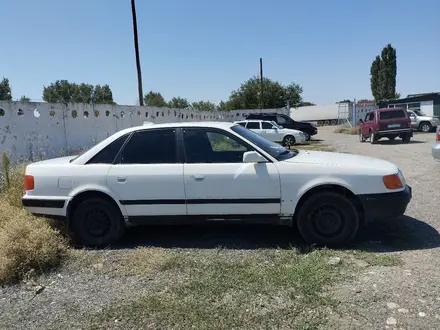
(116, 176, 127, 183)
(192, 175, 205, 181)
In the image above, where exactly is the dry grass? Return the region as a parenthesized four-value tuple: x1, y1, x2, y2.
(294, 139, 335, 152)
(0, 163, 68, 284)
(334, 125, 360, 135)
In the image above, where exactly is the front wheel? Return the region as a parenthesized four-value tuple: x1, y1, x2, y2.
(282, 135, 296, 148)
(303, 131, 311, 141)
(71, 197, 126, 247)
(359, 131, 366, 142)
(296, 191, 360, 247)
(369, 131, 376, 144)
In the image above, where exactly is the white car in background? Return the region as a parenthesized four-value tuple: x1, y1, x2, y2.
(235, 120, 307, 146)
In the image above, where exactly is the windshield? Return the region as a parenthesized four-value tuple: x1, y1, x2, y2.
(231, 124, 298, 161)
(414, 110, 426, 116)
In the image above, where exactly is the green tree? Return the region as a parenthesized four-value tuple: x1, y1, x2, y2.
(0, 77, 12, 101)
(144, 91, 167, 107)
(370, 44, 398, 102)
(20, 95, 30, 102)
(93, 84, 114, 104)
(357, 99, 374, 104)
(222, 76, 303, 110)
(168, 97, 189, 109)
(42, 80, 114, 104)
(336, 99, 351, 104)
(299, 101, 315, 106)
(192, 100, 216, 111)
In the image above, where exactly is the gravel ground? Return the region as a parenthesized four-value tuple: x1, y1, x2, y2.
(1, 127, 439, 330)
(318, 127, 440, 330)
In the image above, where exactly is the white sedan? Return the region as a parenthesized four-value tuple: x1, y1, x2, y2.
(22, 122, 412, 247)
(234, 120, 306, 146)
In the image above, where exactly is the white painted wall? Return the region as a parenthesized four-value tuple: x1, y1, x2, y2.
(0, 101, 288, 163)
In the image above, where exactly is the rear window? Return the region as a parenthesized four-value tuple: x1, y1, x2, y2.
(379, 110, 406, 120)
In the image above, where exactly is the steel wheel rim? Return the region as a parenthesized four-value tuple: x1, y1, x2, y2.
(311, 205, 344, 238)
(421, 124, 430, 132)
(85, 209, 112, 237)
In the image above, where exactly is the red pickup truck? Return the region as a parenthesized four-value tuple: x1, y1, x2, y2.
(359, 107, 413, 144)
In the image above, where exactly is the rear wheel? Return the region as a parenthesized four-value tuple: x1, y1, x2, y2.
(369, 131, 376, 144)
(296, 191, 359, 247)
(402, 133, 411, 143)
(71, 197, 126, 247)
(282, 135, 296, 148)
(388, 136, 396, 141)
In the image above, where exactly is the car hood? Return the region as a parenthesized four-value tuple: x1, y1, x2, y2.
(30, 155, 77, 166)
(284, 150, 399, 173)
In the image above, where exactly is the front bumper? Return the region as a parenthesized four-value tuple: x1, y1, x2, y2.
(358, 185, 412, 223)
(432, 143, 440, 161)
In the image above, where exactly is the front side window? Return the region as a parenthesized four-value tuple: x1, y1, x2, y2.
(276, 115, 289, 124)
(118, 129, 177, 164)
(231, 124, 298, 161)
(87, 134, 129, 164)
(246, 122, 260, 129)
(183, 128, 250, 163)
(368, 113, 375, 121)
(262, 122, 275, 129)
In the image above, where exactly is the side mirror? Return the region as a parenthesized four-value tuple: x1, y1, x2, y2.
(271, 126, 278, 130)
(243, 151, 267, 163)
(278, 125, 284, 129)
(359, 119, 364, 123)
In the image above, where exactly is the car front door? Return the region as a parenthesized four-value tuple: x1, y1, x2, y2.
(182, 127, 281, 216)
(361, 112, 373, 136)
(261, 121, 282, 142)
(106, 128, 186, 220)
(407, 111, 417, 128)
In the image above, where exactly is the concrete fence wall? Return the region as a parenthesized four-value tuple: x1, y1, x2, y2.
(0, 101, 287, 163)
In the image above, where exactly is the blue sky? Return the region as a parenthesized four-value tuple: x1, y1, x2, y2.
(1, 0, 439, 105)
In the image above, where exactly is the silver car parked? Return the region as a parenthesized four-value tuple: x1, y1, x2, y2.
(432, 126, 440, 161)
(408, 109, 440, 132)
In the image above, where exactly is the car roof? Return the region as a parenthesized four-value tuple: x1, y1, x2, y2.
(375, 107, 406, 112)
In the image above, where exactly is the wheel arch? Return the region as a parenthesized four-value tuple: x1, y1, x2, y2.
(293, 184, 365, 226)
(66, 190, 126, 231)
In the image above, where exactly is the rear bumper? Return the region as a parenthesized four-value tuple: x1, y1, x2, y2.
(432, 143, 440, 161)
(22, 196, 69, 217)
(358, 185, 412, 223)
(377, 128, 413, 137)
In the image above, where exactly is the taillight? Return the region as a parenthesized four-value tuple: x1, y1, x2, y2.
(24, 175, 35, 191)
(437, 129, 440, 142)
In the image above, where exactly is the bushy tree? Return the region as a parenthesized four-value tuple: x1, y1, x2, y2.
(144, 91, 167, 107)
(42, 80, 114, 104)
(168, 97, 189, 109)
(0, 77, 12, 101)
(20, 95, 30, 102)
(221, 76, 303, 111)
(370, 44, 398, 102)
(192, 100, 216, 111)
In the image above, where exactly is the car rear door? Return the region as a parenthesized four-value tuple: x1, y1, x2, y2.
(106, 128, 186, 220)
(378, 109, 409, 132)
(182, 127, 281, 217)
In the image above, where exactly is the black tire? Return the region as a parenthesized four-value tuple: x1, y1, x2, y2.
(388, 136, 396, 141)
(296, 191, 359, 247)
(402, 133, 411, 143)
(369, 131, 376, 144)
(71, 197, 126, 247)
(282, 135, 296, 147)
(303, 131, 311, 141)
(419, 122, 432, 133)
(359, 131, 366, 142)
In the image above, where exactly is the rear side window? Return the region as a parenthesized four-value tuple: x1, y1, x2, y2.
(118, 129, 177, 164)
(380, 110, 406, 120)
(246, 122, 260, 129)
(86, 134, 129, 164)
(276, 115, 291, 124)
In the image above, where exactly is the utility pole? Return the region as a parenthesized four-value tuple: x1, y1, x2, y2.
(131, 0, 144, 106)
(260, 58, 264, 109)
